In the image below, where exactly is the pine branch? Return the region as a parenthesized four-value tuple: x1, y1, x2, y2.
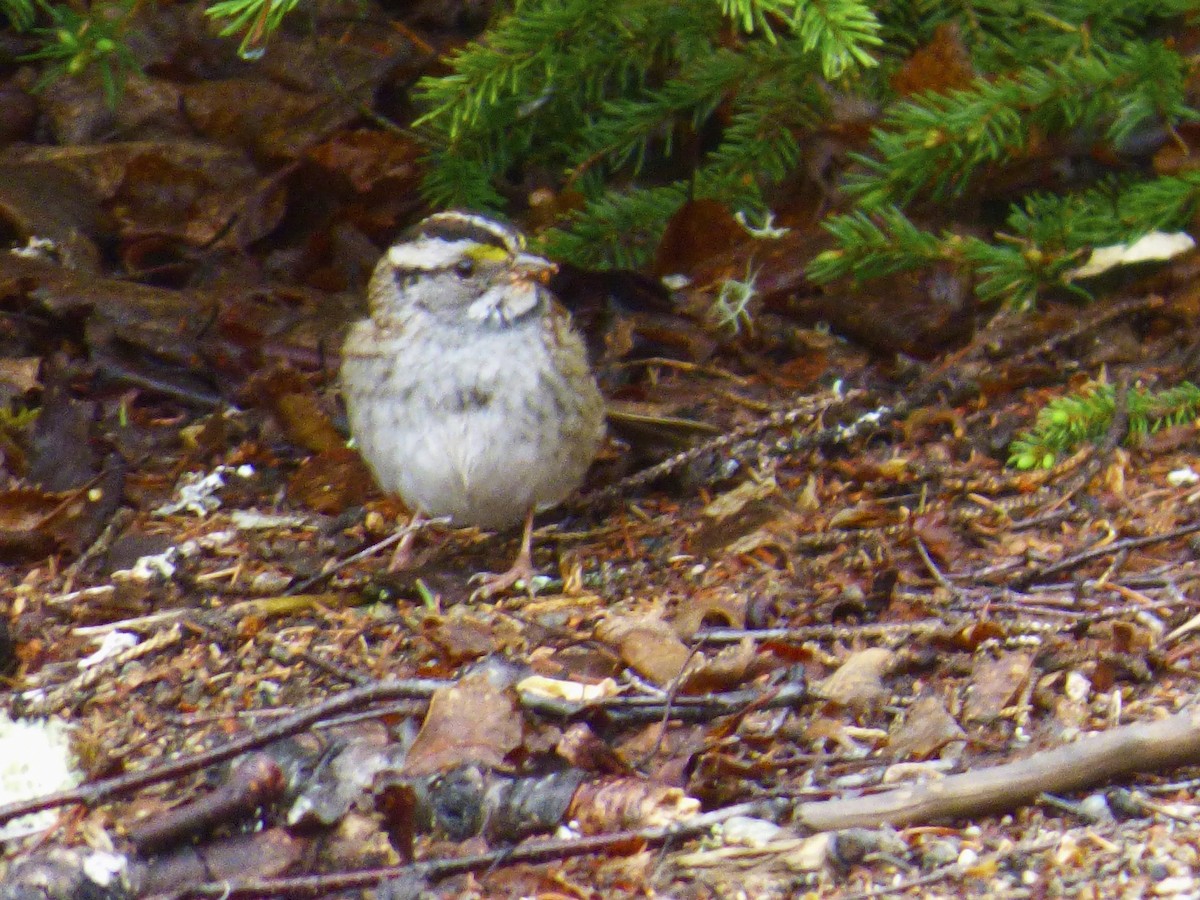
(810, 171, 1200, 309)
(540, 185, 691, 270)
(846, 43, 1195, 208)
(1010, 382, 1200, 470)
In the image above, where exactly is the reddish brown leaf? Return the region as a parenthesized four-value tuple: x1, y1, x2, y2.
(890, 23, 976, 96)
(594, 614, 692, 686)
(653, 199, 746, 279)
(306, 129, 424, 195)
(402, 669, 525, 776)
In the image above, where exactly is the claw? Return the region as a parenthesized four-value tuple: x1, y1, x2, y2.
(468, 510, 538, 601)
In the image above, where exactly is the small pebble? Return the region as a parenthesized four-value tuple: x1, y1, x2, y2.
(921, 839, 960, 869)
(1077, 793, 1113, 823)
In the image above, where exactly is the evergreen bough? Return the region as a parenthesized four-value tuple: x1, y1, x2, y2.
(416, 0, 1200, 301)
(416, 0, 882, 268)
(13, 1, 1199, 301)
(1009, 381, 1200, 470)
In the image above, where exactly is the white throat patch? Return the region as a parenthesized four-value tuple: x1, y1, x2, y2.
(466, 281, 540, 325)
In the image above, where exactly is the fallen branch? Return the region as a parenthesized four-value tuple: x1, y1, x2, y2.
(176, 799, 789, 898)
(795, 704, 1200, 831)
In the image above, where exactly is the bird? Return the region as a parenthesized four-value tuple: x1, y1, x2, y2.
(340, 211, 606, 598)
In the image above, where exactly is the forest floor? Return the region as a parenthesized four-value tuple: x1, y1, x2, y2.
(1, 4, 1200, 899)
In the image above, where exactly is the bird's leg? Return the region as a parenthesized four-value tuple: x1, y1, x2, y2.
(387, 510, 425, 572)
(469, 509, 538, 600)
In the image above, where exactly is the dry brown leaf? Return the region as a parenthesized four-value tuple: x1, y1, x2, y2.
(422, 612, 498, 665)
(677, 638, 768, 695)
(828, 503, 905, 530)
(813, 648, 894, 711)
(595, 614, 692, 686)
(182, 79, 359, 162)
(702, 475, 780, 520)
(673, 591, 747, 640)
(401, 669, 525, 776)
(0, 160, 103, 270)
(568, 777, 700, 834)
(888, 692, 967, 760)
(305, 129, 424, 195)
(962, 651, 1034, 724)
(242, 365, 343, 454)
(0, 482, 114, 560)
(287, 448, 376, 514)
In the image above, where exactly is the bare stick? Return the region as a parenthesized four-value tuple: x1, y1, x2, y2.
(795, 704, 1200, 832)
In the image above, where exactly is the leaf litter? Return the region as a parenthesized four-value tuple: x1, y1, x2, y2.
(0, 8, 1199, 900)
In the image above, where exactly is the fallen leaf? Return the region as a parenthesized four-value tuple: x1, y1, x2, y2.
(888, 692, 967, 760)
(402, 667, 525, 776)
(813, 648, 895, 711)
(595, 614, 692, 686)
(962, 651, 1034, 724)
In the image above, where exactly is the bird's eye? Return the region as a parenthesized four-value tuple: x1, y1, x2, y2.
(454, 257, 476, 277)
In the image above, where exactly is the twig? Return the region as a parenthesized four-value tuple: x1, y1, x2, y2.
(1005, 294, 1164, 369)
(0, 678, 805, 826)
(573, 389, 874, 508)
(793, 703, 1200, 831)
(0, 679, 449, 826)
(1012, 519, 1200, 589)
(177, 798, 791, 898)
(286, 516, 449, 595)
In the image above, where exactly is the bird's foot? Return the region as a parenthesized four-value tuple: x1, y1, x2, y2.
(468, 557, 539, 601)
(468, 511, 538, 600)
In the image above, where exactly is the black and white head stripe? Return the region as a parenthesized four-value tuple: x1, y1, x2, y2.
(412, 212, 523, 254)
(387, 212, 524, 272)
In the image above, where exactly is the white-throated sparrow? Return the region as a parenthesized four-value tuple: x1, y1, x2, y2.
(340, 211, 605, 597)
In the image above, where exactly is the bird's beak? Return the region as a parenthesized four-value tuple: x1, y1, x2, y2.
(511, 252, 557, 284)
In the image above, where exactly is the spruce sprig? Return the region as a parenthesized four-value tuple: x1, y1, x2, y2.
(411, 0, 1198, 301)
(22, 0, 141, 105)
(1009, 381, 1200, 470)
(811, 170, 1200, 310)
(539, 185, 692, 270)
(845, 44, 1196, 209)
(416, 0, 882, 268)
(1, 0, 34, 30)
